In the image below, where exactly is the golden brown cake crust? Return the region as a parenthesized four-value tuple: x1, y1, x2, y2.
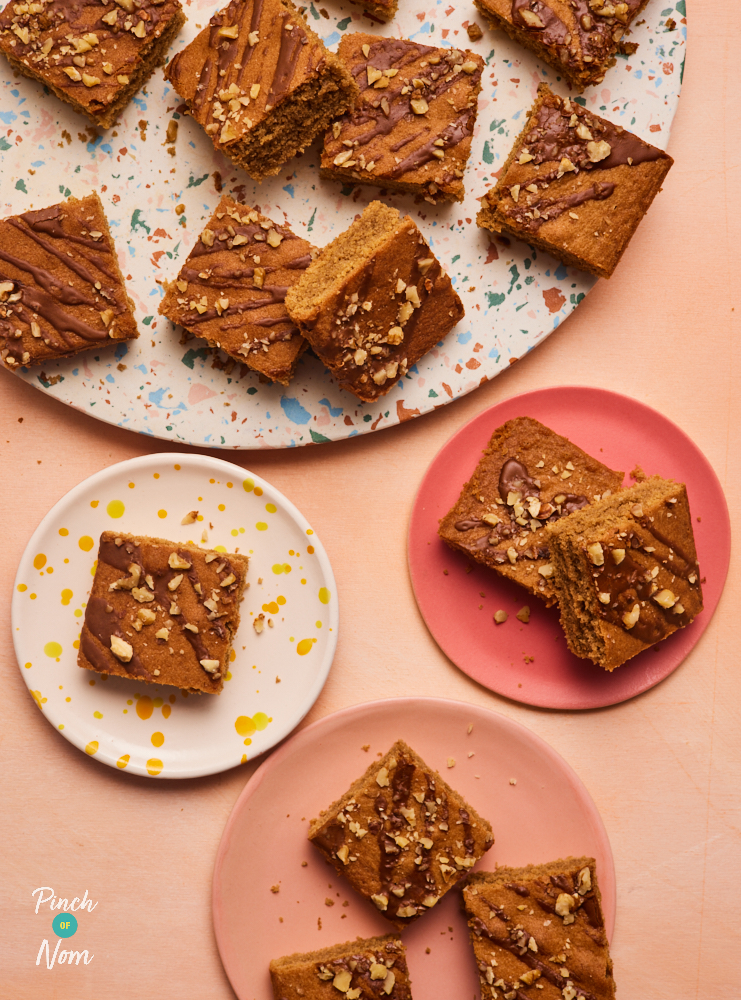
(159, 196, 312, 385)
(308, 738, 494, 931)
(164, 0, 357, 180)
(270, 935, 412, 1000)
(0, 0, 184, 129)
(473, 0, 650, 90)
(438, 417, 624, 606)
(477, 84, 673, 279)
(77, 531, 248, 693)
(463, 857, 616, 1000)
(546, 476, 703, 670)
(0, 192, 138, 370)
(285, 201, 464, 402)
(321, 34, 483, 204)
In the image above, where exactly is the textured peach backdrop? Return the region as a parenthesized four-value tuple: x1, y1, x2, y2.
(1, 4, 739, 996)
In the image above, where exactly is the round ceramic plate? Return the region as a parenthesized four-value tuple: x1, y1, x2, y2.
(408, 386, 730, 710)
(212, 697, 615, 1000)
(12, 453, 338, 777)
(1, 3, 686, 447)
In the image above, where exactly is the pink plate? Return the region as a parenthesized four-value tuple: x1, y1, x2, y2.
(408, 386, 730, 710)
(212, 697, 615, 1000)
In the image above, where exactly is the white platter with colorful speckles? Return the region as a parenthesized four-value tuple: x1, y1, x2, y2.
(1, 1, 686, 447)
(11, 453, 338, 777)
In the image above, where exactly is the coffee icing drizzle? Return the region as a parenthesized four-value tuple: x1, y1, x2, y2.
(590, 511, 700, 643)
(324, 37, 482, 200)
(453, 456, 588, 564)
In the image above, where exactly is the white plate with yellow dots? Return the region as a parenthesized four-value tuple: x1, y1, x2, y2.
(11, 453, 338, 778)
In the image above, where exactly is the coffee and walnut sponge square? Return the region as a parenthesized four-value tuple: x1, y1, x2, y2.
(473, 0, 648, 91)
(321, 33, 484, 205)
(308, 739, 493, 931)
(285, 201, 464, 403)
(0, 0, 184, 129)
(462, 858, 616, 1000)
(0, 192, 138, 371)
(477, 85, 673, 279)
(270, 935, 412, 1000)
(164, 0, 357, 181)
(438, 417, 624, 607)
(159, 195, 314, 386)
(78, 532, 248, 694)
(546, 476, 703, 671)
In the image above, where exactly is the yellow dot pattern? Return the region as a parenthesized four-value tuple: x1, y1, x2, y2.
(106, 499, 125, 518)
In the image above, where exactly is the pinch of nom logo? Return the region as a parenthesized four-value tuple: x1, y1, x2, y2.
(32, 886, 96, 969)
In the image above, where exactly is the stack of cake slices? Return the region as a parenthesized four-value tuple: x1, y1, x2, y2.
(439, 416, 703, 671)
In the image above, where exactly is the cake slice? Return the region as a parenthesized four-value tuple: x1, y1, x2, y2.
(308, 739, 493, 930)
(0, 192, 138, 371)
(473, 0, 648, 90)
(438, 417, 624, 607)
(462, 858, 616, 1000)
(78, 531, 248, 693)
(159, 196, 312, 385)
(321, 34, 484, 204)
(270, 935, 412, 1000)
(0, 0, 184, 129)
(546, 476, 703, 670)
(164, 0, 357, 181)
(477, 84, 673, 279)
(285, 201, 464, 402)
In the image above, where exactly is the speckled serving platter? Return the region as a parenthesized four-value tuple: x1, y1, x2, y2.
(1, 0, 686, 448)
(11, 453, 338, 777)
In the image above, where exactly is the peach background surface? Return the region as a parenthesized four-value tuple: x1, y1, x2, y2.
(1, 3, 739, 996)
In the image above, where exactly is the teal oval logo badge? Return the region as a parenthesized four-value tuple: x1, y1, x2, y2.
(52, 913, 78, 938)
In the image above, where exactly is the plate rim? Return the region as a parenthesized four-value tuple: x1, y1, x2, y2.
(211, 695, 617, 1000)
(407, 384, 731, 710)
(11, 450, 339, 779)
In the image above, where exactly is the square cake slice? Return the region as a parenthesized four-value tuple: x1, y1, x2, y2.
(308, 739, 494, 930)
(473, 0, 648, 90)
(462, 858, 615, 1000)
(0, 192, 138, 371)
(438, 417, 624, 607)
(546, 476, 703, 671)
(0, 0, 184, 129)
(285, 201, 464, 402)
(270, 935, 412, 1000)
(321, 34, 483, 204)
(164, 0, 357, 181)
(78, 531, 248, 693)
(159, 196, 312, 385)
(477, 84, 673, 278)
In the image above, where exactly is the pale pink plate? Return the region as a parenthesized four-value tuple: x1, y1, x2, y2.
(408, 387, 730, 710)
(212, 697, 615, 1000)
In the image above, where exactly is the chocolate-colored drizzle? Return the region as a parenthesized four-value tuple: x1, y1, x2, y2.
(453, 457, 587, 562)
(512, 0, 570, 46)
(505, 882, 530, 897)
(591, 543, 688, 644)
(82, 595, 152, 680)
(22, 207, 112, 251)
(0, 269, 109, 344)
(268, 14, 304, 103)
(498, 457, 540, 501)
(389, 111, 474, 178)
